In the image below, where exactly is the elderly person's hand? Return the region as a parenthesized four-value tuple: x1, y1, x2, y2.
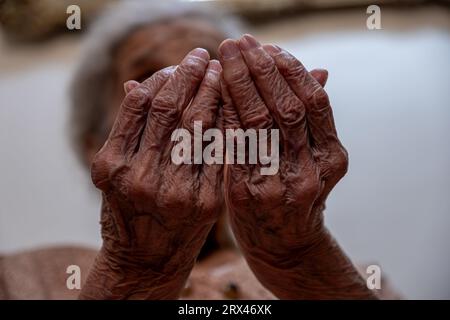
(80, 49, 223, 299)
(219, 34, 376, 299)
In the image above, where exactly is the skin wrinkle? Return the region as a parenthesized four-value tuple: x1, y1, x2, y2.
(239, 42, 307, 148)
(218, 34, 376, 300)
(142, 51, 209, 151)
(220, 40, 273, 131)
(81, 29, 376, 299)
(80, 48, 224, 299)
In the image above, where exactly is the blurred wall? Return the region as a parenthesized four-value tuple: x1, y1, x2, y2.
(0, 6, 449, 299)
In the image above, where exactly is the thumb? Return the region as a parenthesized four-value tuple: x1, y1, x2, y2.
(310, 68, 328, 87)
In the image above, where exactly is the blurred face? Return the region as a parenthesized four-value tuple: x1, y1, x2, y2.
(103, 17, 227, 144)
(83, 17, 226, 164)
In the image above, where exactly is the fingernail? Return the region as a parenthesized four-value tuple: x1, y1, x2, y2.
(239, 34, 260, 51)
(190, 48, 210, 61)
(123, 80, 139, 94)
(219, 39, 240, 60)
(263, 44, 281, 55)
(208, 59, 222, 73)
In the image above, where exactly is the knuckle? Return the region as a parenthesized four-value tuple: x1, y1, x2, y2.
(318, 144, 348, 180)
(241, 103, 272, 129)
(156, 65, 176, 79)
(284, 60, 306, 79)
(122, 88, 147, 113)
(307, 86, 330, 109)
(203, 68, 221, 87)
(151, 93, 180, 127)
(179, 57, 206, 81)
(277, 94, 305, 128)
(230, 83, 271, 129)
(183, 109, 215, 133)
(90, 150, 116, 190)
(141, 66, 174, 89)
(331, 146, 349, 176)
(251, 56, 276, 77)
(202, 77, 221, 97)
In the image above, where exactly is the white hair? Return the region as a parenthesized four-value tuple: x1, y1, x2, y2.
(70, 0, 243, 165)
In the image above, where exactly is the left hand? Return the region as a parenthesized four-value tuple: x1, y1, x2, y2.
(219, 34, 349, 290)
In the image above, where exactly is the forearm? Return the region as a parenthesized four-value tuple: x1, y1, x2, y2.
(79, 198, 214, 300)
(79, 246, 192, 299)
(242, 228, 377, 300)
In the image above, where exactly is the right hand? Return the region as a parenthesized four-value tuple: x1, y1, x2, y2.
(81, 49, 224, 299)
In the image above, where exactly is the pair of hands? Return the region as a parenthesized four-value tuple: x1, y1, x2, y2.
(81, 34, 373, 299)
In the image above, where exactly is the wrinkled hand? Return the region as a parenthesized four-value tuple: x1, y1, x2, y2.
(80, 49, 223, 299)
(219, 34, 347, 260)
(219, 35, 373, 299)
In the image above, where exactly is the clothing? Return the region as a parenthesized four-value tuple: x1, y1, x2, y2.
(0, 246, 400, 299)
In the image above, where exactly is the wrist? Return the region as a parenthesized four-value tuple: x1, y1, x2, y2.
(243, 228, 376, 299)
(235, 206, 328, 269)
(79, 246, 191, 299)
(241, 224, 329, 271)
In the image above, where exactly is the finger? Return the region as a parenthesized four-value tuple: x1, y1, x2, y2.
(123, 80, 139, 94)
(140, 48, 210, 151)
(220, 73, 247, 169)
(179, 60, 222, 165)
(262, 45, 328, 87)
(181, 60, 222, 134)
(199, 104, 224, 217)
(220, 74, 240, 130)
(218, 39, 273, 130)
(221, 78, 249, 189)
(310, 68, 328, 88)
(105, 66, 175, 156)
(238, 34, 308, 145)
(263, 44, 338, 147)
